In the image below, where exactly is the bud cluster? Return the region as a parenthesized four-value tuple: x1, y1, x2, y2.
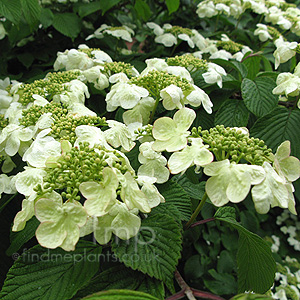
(216, 40, 244, 54)
(17, 71, 80, 105)
(39, 142, 128, 201)
(78, 47, 102, 58)
(130, 70, 192, 98)
(192, 125, 273, 165)
(167, 55, 208, 72)
(165, 25, 193, 37)
(103, 61, 136, 78)
(267, 25, 282, 41)
(0, 114, 8, 130)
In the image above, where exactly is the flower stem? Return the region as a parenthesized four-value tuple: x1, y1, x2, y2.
(184, 192, 208, 229)
(149, 96, 160, 124)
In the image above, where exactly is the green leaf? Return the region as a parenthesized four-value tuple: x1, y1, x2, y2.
(213, 59, 248, 81)
(0, 241, 101, 300)
(250, 107, 300, 158)
(0, 0, 21, 24)
(204, 269, 237, 295)
(241, 77, 278, 117)
(99, 0, 121, 15)
(153, 180, 192, 221)
(20, 0, 41, 30)
(111, 213, 182, 283)
(173, 174, 205, 200)
(166, 0, 180, 14)
(40, 8, 54, 28)
(230, 293, 273, 300)
(76, 1, 101, 18)
(74, 264, 164, 299)
(214, 99, 249, 127)
(214, 208, 276, 294)
(134, 0, 151, 21)
(6, 217, 39, 256)
(17, 52, 35, 68)
(242, 56, 261, 80)
(82, 290, 159, 300)
(52, 13, 81, 39)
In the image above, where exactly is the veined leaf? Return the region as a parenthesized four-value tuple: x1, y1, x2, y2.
(166, 0, 180, 14)
(82, 290, 159, 300)
(153, 180, 192, 221)
(214, 207, 276, 294)
(241, 77, 278, 117)
(73, 264, 164, 300)
(20, 0, 41, 30)
(214, 99, 249, 127)
(111, 213, 182, 283)
(53, 13, 81, 39)
(99, 0, 121, 15)
(0, 241, 101, 300)
(250, 107, 300, 158)
(6, 217, 39, 256)
(134, 0, 151, 21)
(0, 0, 21, 24)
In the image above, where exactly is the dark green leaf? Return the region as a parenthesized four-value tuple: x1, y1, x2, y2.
(215, 210, 276, 294)
(6, 217, 39, 256)
(40, 8, 54, 28)
(214, 99, 249, 127)
(0, 0, 21, 24)
(230, 293, 273, 300)
(0, 241, 101, 300)
(250, 107, 300, 158)
(82, 290, 159, 300)
(53, 13, 81, 39)
(243, 56, 261, 80)
(204, 269, 237, 295)
(154, 180, 192, 221)
(20, 0, 41, 30)
(241, 77, 278, 117)
(111, 214, 182, 283)
(77, 1, 101, 18)
(17, 52, 35, 68)
(100, 0, 121, 15)
(173, 175, 205, 200)
(136, 276, 164, 300)
(134, 0, 151, 21)
(166, 0, 180, 14)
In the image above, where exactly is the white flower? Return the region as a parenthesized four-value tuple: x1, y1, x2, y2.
(152, 107, 196, 152)
(274, 37, 297, 69)
(251, 162, 297, 215)
(166, 66, 193, 83)
(137, 175, 165, 208)
(254, 24, 273, 42)
(168, 138, 213, 174)
(22, 129, 61, 168)
(80, 168, 119, 217)
(74, 125, 111, 150)
(120, 171, 151, 213)
(272, 73, 300, 97)
(160, 84, 184, 110)
(0, 22, 6, 40)
(122, 96, 155, 125)
(81, 66, 109, 90)
(86, 201, 141, 244)
(184, 85, 213, 113)
(209, 49, 232, 60)
(0, 174, 16, 198)
(104, 120, 136, 151)
(35, 193, 87, 251)
(138, 142, 169, 184)
(0, 124, 35, 156)
(87, 24, 134, 42)
(196, 1, 218, 18)
(273, 141, 300, 182)
(14, 167, 46, 196)
(155, 33, 177, 47)
(105, 82, 149, 112)
(204, 160, 265, 207)
(202, 62, 226, 88)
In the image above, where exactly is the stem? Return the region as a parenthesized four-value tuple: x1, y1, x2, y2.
(190, 217, 215, 228)
(184, 192, 208, 229)
(165, 290, 185, 300)
(149, 97, 160, 123)
(174, 270, 197, 300)
(191, 289, 225, 300)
